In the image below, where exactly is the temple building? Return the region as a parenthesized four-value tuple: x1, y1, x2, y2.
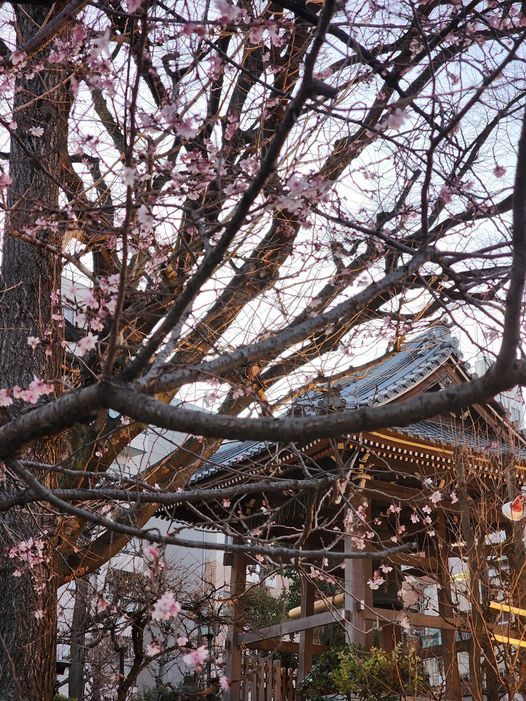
(164, 326, 526, 701)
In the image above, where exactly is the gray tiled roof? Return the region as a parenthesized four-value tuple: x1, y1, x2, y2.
(396, 419, 526, 459)
(191, 326, 460, 483)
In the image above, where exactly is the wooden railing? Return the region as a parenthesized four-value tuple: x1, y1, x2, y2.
(240, 655, 296, 701)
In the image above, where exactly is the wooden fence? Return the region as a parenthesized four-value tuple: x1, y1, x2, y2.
(240, 655, 296, 701)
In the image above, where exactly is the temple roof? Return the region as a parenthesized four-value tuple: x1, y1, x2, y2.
(191, 326, 473, 483)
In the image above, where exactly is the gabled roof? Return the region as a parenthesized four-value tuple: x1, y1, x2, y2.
(191, 326, 463, 483)
(293, 325, 458, 412)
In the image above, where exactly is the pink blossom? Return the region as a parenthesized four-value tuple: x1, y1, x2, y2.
(97, 596, 110, 612)
(138, 204, 154, 230)
(175, 119, 198, 139)
(19, 378, 53, 404)
(0, 389, 13, 407)
(29, 127, 44, 137)
(145, 544, 162, 560)
(388, 504, 401, 514)
(450, 491, 459, 504)
(380, 564, 393, 573)
(27, 336, 40, 349)
(183, 645, 209, 670)
(494, 164, 506, 178)
(34, 610, 44, 619)
(367, 572, 386, 590)
(71, 24, 88, 46)
(9, 538, 46, 567)
(128, 0, 145, 11)
(439, 186, 453, 204)
(386, 108, 407, 130)
(10, 50, 27, 66)
(410, 512, 420, 524)
(216, 0, 242, 23)
(146, 640, 162, 656)
(177, 636, 189, 647)
(248, 22, 265, 43)
(122, 166, 136, 188)
(152, 591, 181, 621)
(76, 333, 99, 357)
(222, 498, 231, 508)
(219, 677, 230, 691)
(429, 490, 442, 504)
(0, 174, 12, 187)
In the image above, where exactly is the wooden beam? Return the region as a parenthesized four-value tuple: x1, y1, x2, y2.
(388, 553, 439, 572)
(244, 639, 328, 655)
(236, 609, 344, 644)
(365, 607, 461, 632)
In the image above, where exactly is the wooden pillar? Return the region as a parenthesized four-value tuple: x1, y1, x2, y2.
(225, 546, 247, 701)
(344, 535, 372, 647)
(437, 513, 461, 700)
(297, 577, 315, 699)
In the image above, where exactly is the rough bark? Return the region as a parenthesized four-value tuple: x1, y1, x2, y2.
(0, 4, 71, 700)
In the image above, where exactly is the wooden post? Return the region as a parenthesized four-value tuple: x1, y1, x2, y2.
(344, 531, 372, 647)
(436, 513, 461, 700)
(225, 546, 247, 701)
(296, 577, 315, 699)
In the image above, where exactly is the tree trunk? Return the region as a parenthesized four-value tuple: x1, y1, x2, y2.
(69, 576, 90, 701)
(0, 4, 71, 700)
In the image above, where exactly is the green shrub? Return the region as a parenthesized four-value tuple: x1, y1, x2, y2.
(302, 643, 428, 701)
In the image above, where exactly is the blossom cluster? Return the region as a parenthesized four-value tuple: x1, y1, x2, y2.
(0, 378, 53, 406)
(8, 538, 47, 575)
(151, 591, 182, 621)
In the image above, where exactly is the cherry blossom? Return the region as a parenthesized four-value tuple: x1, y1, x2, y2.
(219, 677, 230, 691)
(128, 0, 145, 11)
(151, 591, 181, 621)
(0, 388, 13, 407)
(9, 538, 47, 568)
(450, 491, 459, 504)
(367, 571, 386, 590)
(29, 127, 44, 137)
(216, 0, 242, 24)
(429, 490, 442, 504)
(27, 336, 40, 349)
(174, 119, 199, 139)
(439, 186, 453, 203)
(386, 108, 407, 130)
(76, 333, 99, 357)
(177, 636, 189, 647)
(183, 645, 209, 670)
(10, 50, 26, 66)
(16, 378, 54, 404)
(96, 596, 110, 612)
(121, 166, 136, 188)
(494, 164, 506, 178)
(0, 174, 12, 187)
(138, 204, 154, 231)
(146, 640, 162, 656)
